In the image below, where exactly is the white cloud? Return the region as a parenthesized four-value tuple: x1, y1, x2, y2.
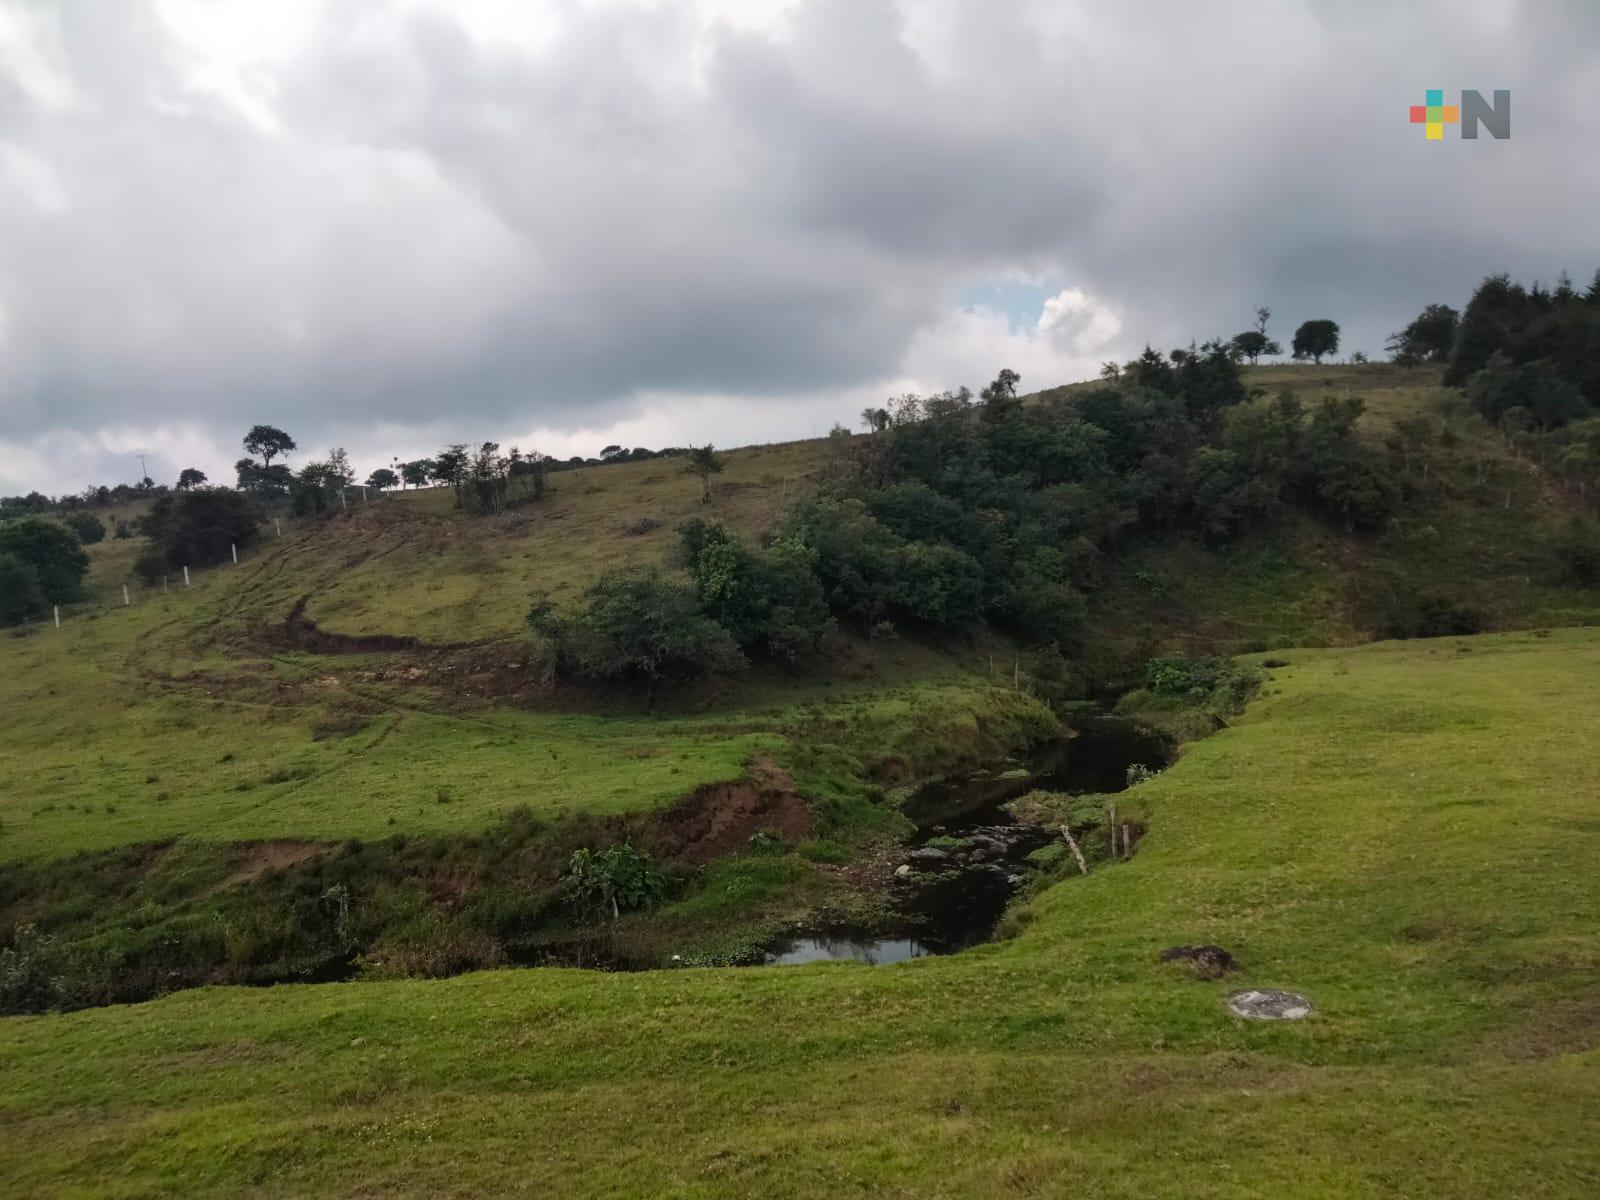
(1, 0, 1598, 496)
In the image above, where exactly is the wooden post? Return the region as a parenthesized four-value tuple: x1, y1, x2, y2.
(1060, 825, 1089, 875)
(162, 575, 169, 593)
(275, 518, 282, 537)
(122, 584, 130, 606)
(231, 543, 238, 565)
(183, 566, 190, 586)
(1013, 658, 1020, 690)
(340, 489, 347, 510)
(1108, 803, 1117, 856)
(53, 605, 60, 628)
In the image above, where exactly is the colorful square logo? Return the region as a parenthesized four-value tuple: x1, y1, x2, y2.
(1410, 89, 1463, 140)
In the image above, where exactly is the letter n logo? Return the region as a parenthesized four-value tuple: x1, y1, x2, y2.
(1460, 89, 1511, 139)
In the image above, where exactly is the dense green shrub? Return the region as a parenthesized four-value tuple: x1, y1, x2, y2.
(1554, 515, 1600, 586)
(62, 511, 106, 545)
(0, 553, 46, 625)
(564, 845, 665, 919)
(0, 518, 88, 610)
(134, 489, 260, 582)
(678, 520, 831, 660)
(1144, 655, 1260, 709)
(532, 566, 745, 682)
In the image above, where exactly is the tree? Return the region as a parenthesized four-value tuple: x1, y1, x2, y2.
(860, 406, 890, 432)
(1467, 353, 1589, 431)
(463, 442, 511, 514)
(1295, 396, 1395, 530)
(366, 468, 398, 492)
(325, 448, 353, 489)
(684, 444, 724, 503)
(554, 566, 745, 681)
(1230, 330, 1278, 365)
(678, 520, 830, 660)
(235, 459, 292, 498)
(1292, 320, 1340, 364)
(400, 460, 435, 489)
(134, 490, 260, 581)
(979, 368, 1022, 424)
(1232, 307, 1281, 365)
(507, 447, 549, 502)
(242, 425, 296, 467)
(176, 468, 207, 491)
(289, 461, 340, 516)
(0, 518, 89, 605)
(0, 553, 45, 625)
(62, 511, 106, 546)
(433, 445, 470, 495)
(1386, 304, 1459, 366)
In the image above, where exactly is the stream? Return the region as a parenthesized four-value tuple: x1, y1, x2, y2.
(764, 713, 1171, 966)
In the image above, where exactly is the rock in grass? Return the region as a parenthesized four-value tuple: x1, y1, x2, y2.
(1225, 988, 1314, 1020)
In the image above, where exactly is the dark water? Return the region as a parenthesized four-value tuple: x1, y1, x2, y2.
(765, 714, 1170, 967)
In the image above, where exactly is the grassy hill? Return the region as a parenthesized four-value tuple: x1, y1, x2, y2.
(3, 364, 1597, 964)
(4, 627, 1599, 1196)
(4, 361, 1600, 1192)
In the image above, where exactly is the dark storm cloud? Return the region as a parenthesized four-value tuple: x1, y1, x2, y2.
(1, 0, 1597, 492)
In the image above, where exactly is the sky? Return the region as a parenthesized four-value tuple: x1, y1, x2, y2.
(2, 0, 1599, 495)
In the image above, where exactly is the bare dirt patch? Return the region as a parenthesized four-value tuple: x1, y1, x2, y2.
(204, 841, 325, 896)
(646, 760, 811, 864)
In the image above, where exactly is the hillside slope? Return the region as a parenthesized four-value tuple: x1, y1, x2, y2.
(4, 628, 1599, 1196)
(2, 361, 1597, 996)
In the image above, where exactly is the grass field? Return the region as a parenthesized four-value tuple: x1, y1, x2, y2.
(3, 628, 1599, 1196)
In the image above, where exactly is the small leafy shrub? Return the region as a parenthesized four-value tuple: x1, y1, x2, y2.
(564, 845, 666, 919)
(1144, 656, 1258, 708)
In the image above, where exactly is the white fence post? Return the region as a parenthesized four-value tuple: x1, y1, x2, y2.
(183, 566, 190, 587)
(231, 543, 238, 564)
(122, 584, 130, 606)
(53, 605, 60, 628)
(275, 518, 282, 537)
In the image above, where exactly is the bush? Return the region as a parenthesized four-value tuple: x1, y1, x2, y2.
(1413, 595, 1484, 638)
(1144, 655, 1260, 711)
(0, 925, 61, 1014)
(63, 512, 106, 545)
(539, 566, 745, 681)
(678, 520, 831, 660)
(1554, 515, 1600, 586)
(134, 489, 260, 582)
(564, 845, 665, 919)
(0, 553, 46, 625)
(895, 541, 985, 626)
(0, 518, 88, 607)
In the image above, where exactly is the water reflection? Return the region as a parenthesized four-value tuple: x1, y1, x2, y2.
(764, 936, 931, 966)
